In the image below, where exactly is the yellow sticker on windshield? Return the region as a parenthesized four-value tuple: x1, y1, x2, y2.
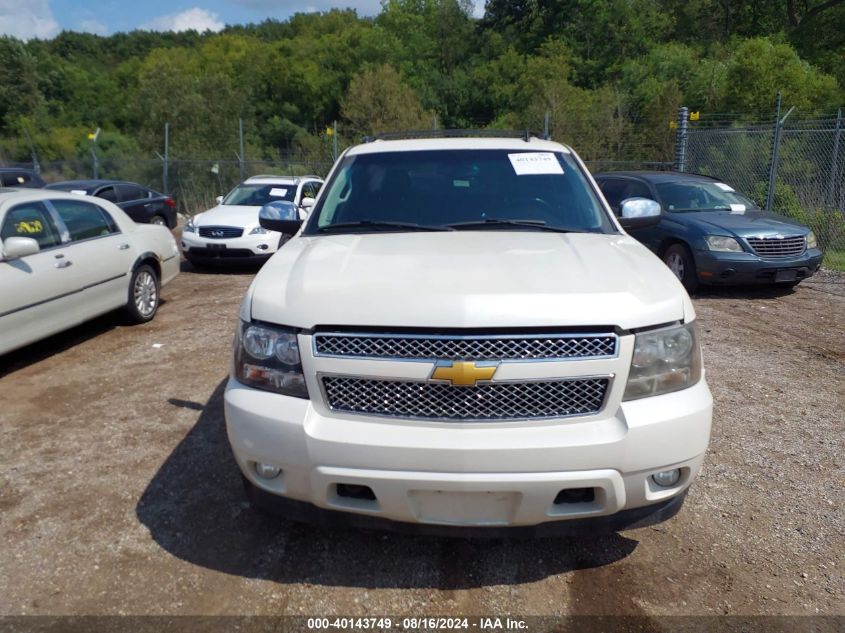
(15, 220, 42, 234)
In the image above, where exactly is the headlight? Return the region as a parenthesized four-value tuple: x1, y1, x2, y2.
(704, 235, 742, 252)
(249, 227, 267, 235)
(233, 320, 308, 398)
(184, 218, 197, 233)
(806, 231, 817, 249)
(623, 322, 702, 401)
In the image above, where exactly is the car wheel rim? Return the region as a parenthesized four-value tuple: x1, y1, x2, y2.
(666, 252, 685, 280)
(151, 217, 165, 226)
(134, 271, 157, 316)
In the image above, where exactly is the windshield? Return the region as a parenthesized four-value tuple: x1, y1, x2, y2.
(656, 181, 759, 212)
(222, 183, 295, 206)
(304, 149, 615, 234)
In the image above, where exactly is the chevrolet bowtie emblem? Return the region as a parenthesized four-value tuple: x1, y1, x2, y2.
(430, 360, 499, 387)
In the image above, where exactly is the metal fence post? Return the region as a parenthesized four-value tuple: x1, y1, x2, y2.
(543, 111, 550, 140)
(332, 120, 338, 162)
(238, 118, 245, 182)
(829, 108, 842, 208)
(163, 122, 169, 195)
(765, 93, 783, 212)
(674, 107, 688, 172)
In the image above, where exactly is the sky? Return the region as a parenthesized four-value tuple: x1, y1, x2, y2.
(0, 0, 485, 40)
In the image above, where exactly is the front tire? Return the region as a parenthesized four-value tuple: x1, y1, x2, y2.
(150, 215, 167, 227)
(663, 243, 699, 293)
(125, 264, 160, 323)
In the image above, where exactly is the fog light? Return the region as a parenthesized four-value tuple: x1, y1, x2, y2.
(652, 469, 681, 487)
(257, 244, 269, 250)
(254, 462, 281, 479)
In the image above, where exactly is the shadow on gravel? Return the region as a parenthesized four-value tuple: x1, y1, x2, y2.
(692, 285, 799, 301)
(0, 301, 171, 379)
(137, 379, 639, 590)
(179, 259, 263, 275)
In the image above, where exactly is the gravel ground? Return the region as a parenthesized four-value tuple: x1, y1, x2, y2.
(0, 260, 843, 621)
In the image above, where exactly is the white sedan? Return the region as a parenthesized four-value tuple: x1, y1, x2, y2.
(0, 188, 180, 356)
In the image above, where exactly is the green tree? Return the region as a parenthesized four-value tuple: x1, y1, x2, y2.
(341, 64, 433, 138)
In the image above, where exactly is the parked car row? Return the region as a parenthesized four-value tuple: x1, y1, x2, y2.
(0, 167, 177, 227)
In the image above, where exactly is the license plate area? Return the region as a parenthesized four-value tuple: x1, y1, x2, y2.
(408, 490, 520, 526)
(775, 269, 797, 282)
(206, 243, 227, 250)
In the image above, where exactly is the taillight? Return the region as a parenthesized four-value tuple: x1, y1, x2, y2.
(164, 197, 176, 208)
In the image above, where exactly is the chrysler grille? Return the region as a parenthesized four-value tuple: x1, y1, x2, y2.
(313, 332, 618, 361)
(321, 376, 610, 421)
(746, 235, 805, 258)
(198, 226, 244, 239)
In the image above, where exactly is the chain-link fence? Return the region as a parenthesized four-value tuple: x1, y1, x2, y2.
(4, 155, 334, 217)
(681, 107, 845, 271)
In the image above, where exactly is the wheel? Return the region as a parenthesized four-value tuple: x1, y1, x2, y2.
(662, 243, 698, 293)
(150, 215, 167, 227)
(125, 264, 160, 323)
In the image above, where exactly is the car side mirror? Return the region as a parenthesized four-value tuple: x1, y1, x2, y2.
(300, 196, 316, 211)
(259, 201, 302, 234)
(619, 197, 661, 230)
(215, 195, 223, 205)
(2, 236, 40, 260)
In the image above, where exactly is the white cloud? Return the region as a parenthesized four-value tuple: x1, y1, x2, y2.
(0, 0, 59, 40)
(223, 0, 485, 17)
(78, 19, 108, 35)
(141, 7, 225, 33)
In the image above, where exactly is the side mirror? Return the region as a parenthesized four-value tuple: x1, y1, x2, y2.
(2, 236, 40, 260)
(215, 195, 224, 205)
(300, 196, 316, 210)
(259, 201, 302, 235)
(619, 197, 661, 230)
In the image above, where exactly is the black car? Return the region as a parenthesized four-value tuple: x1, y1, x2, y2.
(594, 171, 823, 291)
(45, 179, 177, 228)
(0, 167, 46, 188)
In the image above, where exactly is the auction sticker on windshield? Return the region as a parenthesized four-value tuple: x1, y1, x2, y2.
(508, 152, 564, 175)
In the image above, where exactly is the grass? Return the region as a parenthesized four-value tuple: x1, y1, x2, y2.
(823, 248, 845, 272)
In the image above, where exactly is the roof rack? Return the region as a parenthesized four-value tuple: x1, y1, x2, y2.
(245, 174, 322, 182)
(363, 129, 548, 143)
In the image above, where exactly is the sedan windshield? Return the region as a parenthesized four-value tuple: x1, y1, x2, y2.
(304, 149, 615, 234)
(223, 183, 295, 206)
(656, 181, 759, 212)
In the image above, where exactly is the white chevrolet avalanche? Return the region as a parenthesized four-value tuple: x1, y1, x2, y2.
(224, 135, 713, 535)
(0, 188, 179, 356)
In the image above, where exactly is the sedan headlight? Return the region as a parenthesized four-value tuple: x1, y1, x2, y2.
(806, 231, 817, 249)
(184, 218, 197, 233)
(704, 235, 742, 252)
(249, 226, 268, 235)
(233, 320, 308, 398)
(623, 322, 702, 401)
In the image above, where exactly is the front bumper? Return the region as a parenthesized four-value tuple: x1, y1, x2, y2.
(181, 230, 277, 262)
(224, 378, 712, 530)
(693, 248, 823, 285)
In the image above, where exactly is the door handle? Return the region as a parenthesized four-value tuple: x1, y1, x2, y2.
(118, 243, 130, 250)
(55, 260, 73, 268)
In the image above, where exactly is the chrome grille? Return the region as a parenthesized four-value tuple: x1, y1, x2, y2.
(746, 235, 805, 258)
(313, 332, 618, 361)
(198, 225, 244, 239)
(321, 376, 610, 421)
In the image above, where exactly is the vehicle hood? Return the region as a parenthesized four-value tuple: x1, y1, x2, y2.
(249, 232, 691, 330)
(673, 209, 808, 237)
(194, 204, 260, 228)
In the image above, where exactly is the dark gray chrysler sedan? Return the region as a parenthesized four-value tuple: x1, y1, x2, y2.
(595, 171, 823, 291)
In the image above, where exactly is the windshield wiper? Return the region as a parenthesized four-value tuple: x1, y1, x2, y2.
(318, 220, 454, 232)
(447, 219, 577, 233)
